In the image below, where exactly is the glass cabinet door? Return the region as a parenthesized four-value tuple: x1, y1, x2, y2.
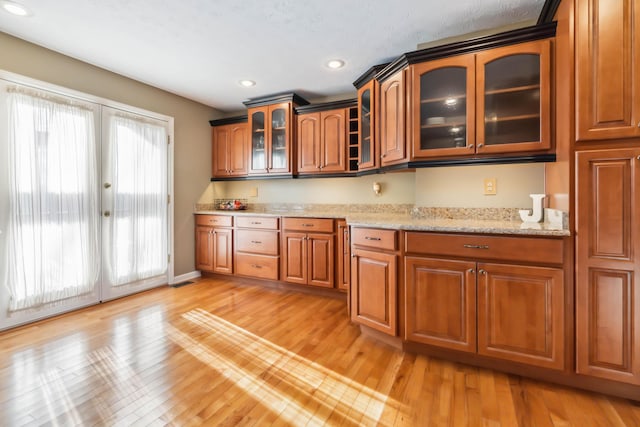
(476, 40, 551, 153)
(269, 104, 289, 172)
(412, 56, 475, 158)
(358, 80, 376, 170)
(249, 107, 267, 174)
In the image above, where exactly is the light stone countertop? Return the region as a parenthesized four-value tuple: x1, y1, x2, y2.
(194, 209, 570, 237)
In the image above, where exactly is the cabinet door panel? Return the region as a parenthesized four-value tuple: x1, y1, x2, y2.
(297, 113, 320, 173)
(213, 229, 233, 274)
(576, 0, 640, 140)
(357, 81, 378, 171)
(380, 71, 406, 164)
(412, 56, 475, 158)
(351, 248, 397, 335)
(477, 263, 564, 370)
(229, 124, 248, 176)
(195, 226, 214, 271)
(212, 126, 229, 177)
(282, 232, 307, 285)
(248, 107, 269, 174)
(308, 234, 334, 288)
(476, 40, 551, 153)
(269, 103, 292, 173)
(576, 149, 640, 384)
(405, 257, 476, 352)
(320, 110, 346, 172)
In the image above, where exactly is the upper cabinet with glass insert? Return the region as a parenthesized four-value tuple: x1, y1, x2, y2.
(412, 38, 551, 158)
(244, 93, 309, 176)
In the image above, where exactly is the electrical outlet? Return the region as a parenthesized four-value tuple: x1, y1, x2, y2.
(484, 178, 497, 195)
(248, 187, 258, 197)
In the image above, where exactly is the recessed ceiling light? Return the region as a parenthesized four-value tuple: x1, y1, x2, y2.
(238, 80, 256, 87)
(326, 59, 345, 69)
(1, 1, 32, 16)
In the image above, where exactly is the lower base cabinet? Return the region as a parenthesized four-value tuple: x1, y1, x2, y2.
(350, 228, 399, 336)
(195, 215, 233, 274)
(404, 232, 566, 370)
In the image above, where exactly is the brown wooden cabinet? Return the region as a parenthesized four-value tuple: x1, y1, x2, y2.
(297, 109, 347, 174)
(379, 69, 409, 165)
(575, 0, 640, 141)
(336, 220, 350, 291)
(235, 216, 279, 280)
(405, 257, 476, 352)
(357, 80, 379, 171)
(576, 149, 640, 385)
(212, 122, 249, 177)
(195, 215, 233, 274)
(404, 232, 565, 370)
(411, 39, 551, 158)
(281, 218, 335, 288)
(248, 103, 293, 175)
(350, 228, 398, 335)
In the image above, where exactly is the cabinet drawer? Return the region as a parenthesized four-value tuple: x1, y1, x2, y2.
(235, 253, 279, 280)
(282, 217, 334, 233)
(351, 228, 397, 251)
(235, 216, 279, 230)
(236, 230, 279, 255)
(195, 214, 233, 227)
(405, 232, 563, 265)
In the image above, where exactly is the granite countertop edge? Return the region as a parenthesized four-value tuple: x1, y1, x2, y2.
(194, 209, 570, 237)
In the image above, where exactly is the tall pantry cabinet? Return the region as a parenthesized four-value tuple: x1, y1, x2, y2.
(573, 0, 640, 385)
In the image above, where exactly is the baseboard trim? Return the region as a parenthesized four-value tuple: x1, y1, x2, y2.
(171, 270, 201, 285)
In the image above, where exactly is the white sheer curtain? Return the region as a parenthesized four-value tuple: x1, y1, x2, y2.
(105, 114, 167, 287)
(6, 90, 100, 312)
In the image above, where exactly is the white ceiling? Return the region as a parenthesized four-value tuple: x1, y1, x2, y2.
(0, 0, 545, 112)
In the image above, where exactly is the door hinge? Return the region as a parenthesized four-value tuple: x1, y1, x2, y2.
(167, 135, 171, 145)
(168, 254, 171, 263)
(168, 194, 171, 204)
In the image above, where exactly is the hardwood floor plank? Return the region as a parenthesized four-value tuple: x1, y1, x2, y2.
(1, 276, 639, 426)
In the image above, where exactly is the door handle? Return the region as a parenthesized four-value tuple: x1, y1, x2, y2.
(103, 211, 111, 217)
(103, 182, 111, 189)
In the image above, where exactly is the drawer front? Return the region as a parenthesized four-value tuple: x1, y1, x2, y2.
(351, 228, 397, 251)
(235, 216, 279, 230)
(195, 214, 233, 227)
(235, 253, 279, 280)
(236, 230, 279, 255)
(405, 232, 564, 265)
(282, 217, 334, 233)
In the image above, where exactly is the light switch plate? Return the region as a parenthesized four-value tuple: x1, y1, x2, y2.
(484, 178, 497, 195)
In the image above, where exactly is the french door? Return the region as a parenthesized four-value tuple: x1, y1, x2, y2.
(0, 79, 171, 330)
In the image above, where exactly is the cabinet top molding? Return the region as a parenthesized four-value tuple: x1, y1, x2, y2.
(374, 22, 557, 83)
(209, 115, 248, 127)
(295, 98, 357, 114)
(538, 0, 562, 24)
(353, 63, 391, 89)
(242, 92, 310, 108)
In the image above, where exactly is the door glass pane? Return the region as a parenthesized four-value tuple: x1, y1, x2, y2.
(484, 54, 540, 145)
(360, 89, 371, 164)
(4, 90, 100, 312)
(104, 113, 168, 288)
(271, 108, 286, 169)
(251, 111, 265, 170)
(419, 67, 467, 150)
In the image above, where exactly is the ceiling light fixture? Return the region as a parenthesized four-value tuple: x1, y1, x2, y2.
(238, 80, 256, 87)
(1, 1, 31, 16)
(326, 59, 345, 69)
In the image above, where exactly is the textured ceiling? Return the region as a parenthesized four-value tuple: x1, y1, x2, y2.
(0, 0, 545, 112)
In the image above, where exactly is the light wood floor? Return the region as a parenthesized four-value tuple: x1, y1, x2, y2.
(1, 277, 639, 426)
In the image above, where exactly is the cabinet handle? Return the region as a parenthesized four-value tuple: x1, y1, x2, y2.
(463, 244, 489, 249)
(468, 269, 475, 274)
(479, 269, 487, 275)
(251, 264, 263, 269)
(381, 153, 386, 158)
(351, 254, 357, 258)
(468, 144, 474, 149)
(365, 236, 381, 241)
(637, 155, 640, 160)
(251, 221, 262, 225)
(251, 240, 262, 244)
(477, 144, 484, 148)
(301, 224, 314, 227)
